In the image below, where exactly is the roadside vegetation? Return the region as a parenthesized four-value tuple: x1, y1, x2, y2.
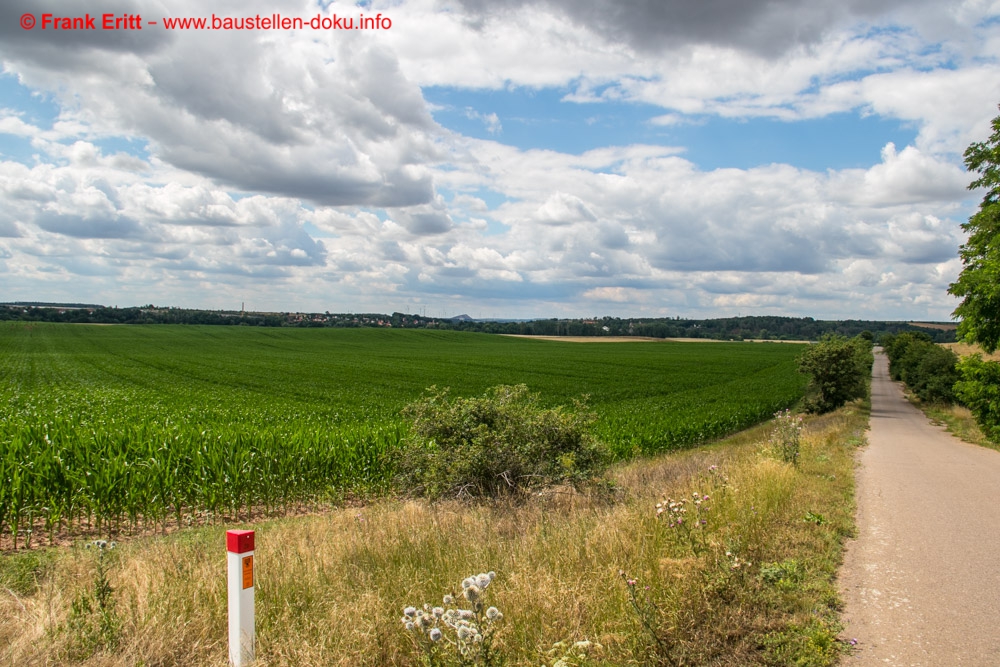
(797, 334, 873, 414)
(945, 104, 1000, 445)
(881, 333, 999, 449)
(1, 397, 867, 666)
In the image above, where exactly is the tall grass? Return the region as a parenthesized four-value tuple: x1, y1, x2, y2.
(1, 401, 866, 666)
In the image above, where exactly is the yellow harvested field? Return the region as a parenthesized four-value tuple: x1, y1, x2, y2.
(501, 334, 665, 342)
(909, 321, 958, 331)
(943, 342, 1000, 361)
(500, 335, 809, 344)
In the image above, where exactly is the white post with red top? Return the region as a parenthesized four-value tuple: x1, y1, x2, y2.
(226, 529, 255, 666)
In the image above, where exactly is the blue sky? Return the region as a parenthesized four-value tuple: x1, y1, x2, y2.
(425, 86, 920, 171)
(0, 0, 998, 320)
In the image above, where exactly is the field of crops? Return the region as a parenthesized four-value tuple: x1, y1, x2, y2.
(0, 322, 807, 546)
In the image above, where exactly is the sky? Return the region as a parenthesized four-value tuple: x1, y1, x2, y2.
(1, 0, 998, 320)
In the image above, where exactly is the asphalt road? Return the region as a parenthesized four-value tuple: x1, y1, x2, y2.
(839, 353, 1000, 665)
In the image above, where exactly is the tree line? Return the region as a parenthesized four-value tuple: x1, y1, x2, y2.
(0, 305, 956, 343)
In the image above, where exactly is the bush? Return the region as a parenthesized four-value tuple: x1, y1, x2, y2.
(955, 356, 1000, 442)
(797, 335, 872, 414)
(394, 384, 608, 498)
(908, 345, 961, 403)
(882, 333, 961, 404)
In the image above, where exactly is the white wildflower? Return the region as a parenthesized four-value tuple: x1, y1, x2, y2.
(429, 628, 442, 642)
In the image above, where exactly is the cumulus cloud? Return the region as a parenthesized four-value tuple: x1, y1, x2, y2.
(1, 0, 442, 207)
(0, 0, 990, 318)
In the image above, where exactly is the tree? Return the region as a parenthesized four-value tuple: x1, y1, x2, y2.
(949, 105, 1000, 353)
(947, 105, 1000, 442)
(797, 334, 873, 414)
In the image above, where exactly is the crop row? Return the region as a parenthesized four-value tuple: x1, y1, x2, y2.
(0, 323, 807, 545)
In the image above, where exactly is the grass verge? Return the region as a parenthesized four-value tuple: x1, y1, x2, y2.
(912, 401, 999, 452)
(1, 402, 867, 666)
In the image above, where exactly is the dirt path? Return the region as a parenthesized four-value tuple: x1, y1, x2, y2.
(839, 353, 1000, 664)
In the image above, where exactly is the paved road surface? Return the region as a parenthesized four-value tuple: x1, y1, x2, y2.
(839, 353, 1000, 665)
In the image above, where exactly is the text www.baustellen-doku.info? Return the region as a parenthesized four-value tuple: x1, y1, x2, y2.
(19, 11, 392, 32)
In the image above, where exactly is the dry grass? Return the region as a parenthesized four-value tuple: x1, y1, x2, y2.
(907, 322, 958, 332)
(918, 403, 999, 453)
(941, 342, 1000, 362)
(1, 406, 867, 666)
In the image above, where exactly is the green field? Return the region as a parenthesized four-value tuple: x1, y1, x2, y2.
(0, 323, 807, 544)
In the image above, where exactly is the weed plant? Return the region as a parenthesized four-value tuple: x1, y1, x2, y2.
(770, 409, 804, 465)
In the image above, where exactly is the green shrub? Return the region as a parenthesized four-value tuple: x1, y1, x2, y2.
(394, 384, 607, 498)
(798, 335, 872, 414)
(882, 333, 961, 404)
(882, 331, 933, 381)
(909, 345, 961, 403)
(955, 356, 1000, 442)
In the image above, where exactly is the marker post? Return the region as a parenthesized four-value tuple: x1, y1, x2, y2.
(226, 530, 255, 666)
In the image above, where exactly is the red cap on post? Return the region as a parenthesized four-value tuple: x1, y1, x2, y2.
(226, 529, 255, 554)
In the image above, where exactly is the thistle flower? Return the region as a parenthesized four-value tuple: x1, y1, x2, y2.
(429, 628, 442, 642)
(443, 594, 454, 605)
(463, 585, 480, 603)
(486, 606, 501, 620)
(403, 606, 417, 618)
(432, 606, 444, 618)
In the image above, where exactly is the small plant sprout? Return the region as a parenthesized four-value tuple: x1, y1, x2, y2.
(401, 571, 503, 666)
(770, 409, 804, 466)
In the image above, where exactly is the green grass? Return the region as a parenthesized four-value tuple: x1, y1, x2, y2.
(0, 323, 807, 543)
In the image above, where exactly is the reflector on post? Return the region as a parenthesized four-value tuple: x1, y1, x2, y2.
(227, 529, 255, 666)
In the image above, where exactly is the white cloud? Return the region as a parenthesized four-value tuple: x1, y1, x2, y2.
(0, 0, 992, 318)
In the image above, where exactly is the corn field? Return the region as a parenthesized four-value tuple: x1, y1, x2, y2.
(0, 322, 806, 546)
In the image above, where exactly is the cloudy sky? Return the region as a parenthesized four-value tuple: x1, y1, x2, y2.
(1, 0, 998, 319)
